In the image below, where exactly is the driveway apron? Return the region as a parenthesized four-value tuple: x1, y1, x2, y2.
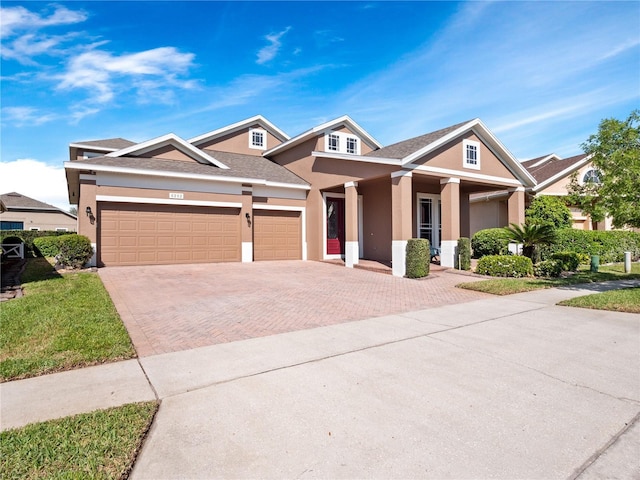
(99, 261, 489, 357)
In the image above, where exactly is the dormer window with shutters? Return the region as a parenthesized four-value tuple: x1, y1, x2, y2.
(325, 132, 360, 155)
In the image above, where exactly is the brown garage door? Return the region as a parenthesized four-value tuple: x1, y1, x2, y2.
(99, 203, 240, 266)
(254, 210, 301, 261)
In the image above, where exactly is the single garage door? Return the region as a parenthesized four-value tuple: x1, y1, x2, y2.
(99, 203, 241, 266)
(253, 210, 301, 261)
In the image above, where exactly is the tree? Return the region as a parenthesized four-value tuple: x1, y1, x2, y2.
(567, 110, 640, 228)
(503, 222, 556, 263)
(525, 195, 572, 229)
(69, 206, 78, 216)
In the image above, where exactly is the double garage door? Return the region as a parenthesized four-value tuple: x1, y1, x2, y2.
(99, 203, 300, 266)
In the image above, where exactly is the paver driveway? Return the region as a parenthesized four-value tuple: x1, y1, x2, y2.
(99, 261, 489, 356)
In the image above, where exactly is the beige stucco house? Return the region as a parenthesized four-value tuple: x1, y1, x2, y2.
(469, 153, 611, 234)
(65, 115, 534, 276)
(0, 192, 77, 232)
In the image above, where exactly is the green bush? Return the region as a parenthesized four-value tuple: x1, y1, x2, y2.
(525, 195, 572, 229)
(57, 234, 94, 269)
(456, 237, 471, 270)
(550, 251, 580, 272)
(534, 259, 563, 278)
(539, 229, 640, 263)
(406, 238, 430, 278)
(33, 236, 62, 257)
(476, 255, 533, 278)
(471, 228, 509, 258)
(0, 230, 70, 257)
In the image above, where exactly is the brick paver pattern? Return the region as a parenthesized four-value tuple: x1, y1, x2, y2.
(99, 261, 490, 357)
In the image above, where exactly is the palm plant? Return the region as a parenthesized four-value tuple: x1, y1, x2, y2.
(503, 222, 556, 263)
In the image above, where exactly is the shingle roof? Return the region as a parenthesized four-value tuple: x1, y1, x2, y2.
(522, 153, 588, 184)
(1, 192, 62, 210)
(72, 151, 309, 186)
(73, 138, 136, 150)
(366, 120, 472, 159)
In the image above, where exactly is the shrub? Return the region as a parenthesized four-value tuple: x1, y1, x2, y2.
(539, 229, 640, 263)
(33, 236, 62, 257)
(525, 195, 572, 229)
(0, 230, 70, 257)
(57, 234, 94, 269)
(456, 237, 471, 270)
(476, 255, 533, 278)
(405, 238, 430, 278)
(550, 251, 580, 272)
(471, 228, 509, 258)
(534, 259, 563, 278)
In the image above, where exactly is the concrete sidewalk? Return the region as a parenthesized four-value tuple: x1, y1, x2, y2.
(1, 280, 639, 479)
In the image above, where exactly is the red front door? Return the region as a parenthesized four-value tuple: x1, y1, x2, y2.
(326, 197, 345, 255)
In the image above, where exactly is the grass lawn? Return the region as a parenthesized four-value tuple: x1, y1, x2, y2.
(458, 262, 640, 296)
(0, 257, 135, 382)
(0, 401, 158, 480)
(558, 287, 640, 313)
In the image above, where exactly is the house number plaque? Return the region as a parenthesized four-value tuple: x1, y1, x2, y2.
(169, 193, 184, 199)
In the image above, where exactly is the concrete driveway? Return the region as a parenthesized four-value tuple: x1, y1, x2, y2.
(99, 261, 489, 356)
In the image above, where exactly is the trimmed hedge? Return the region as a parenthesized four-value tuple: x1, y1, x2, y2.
(0, 230, 70, 257)
(476, 255, 533, 278)
(471, 228, 510, 258)
(33, 236, 62, 257)
(456, 237, 471, 270)
(406, 238, 430, 278)
(57, 234, 94, 269)
(534, 259, 563, 278)
(550, 251, 580, 272)
(539, 229, 640, 263)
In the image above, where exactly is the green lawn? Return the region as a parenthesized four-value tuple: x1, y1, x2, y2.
(0, 402, 158, 480)
(458, 262, 640, 296)
(558, 287, 640, 313)
(0, 257, 136, 382)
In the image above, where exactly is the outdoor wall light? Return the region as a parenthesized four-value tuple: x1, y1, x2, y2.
(85, 206, 92, 216)
(245, 212, 251, 227)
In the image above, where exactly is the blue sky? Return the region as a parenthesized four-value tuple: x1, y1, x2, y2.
(1, 1, 638, 210)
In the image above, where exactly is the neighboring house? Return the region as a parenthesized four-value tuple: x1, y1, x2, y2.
(469, 153, 611, 233)
(0, 192, 77, 232)
(64, 115, 534, 275)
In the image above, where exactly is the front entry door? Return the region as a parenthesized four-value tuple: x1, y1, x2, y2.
(418, 194, 441, 249)
(326, 196, 345, 255)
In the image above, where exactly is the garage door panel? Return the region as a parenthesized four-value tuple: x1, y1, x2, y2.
(99, 203, 240, 266)
(254, 210, 301, 261)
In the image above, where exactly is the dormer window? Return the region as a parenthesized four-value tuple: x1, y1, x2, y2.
(325, 132, 360, 155)
(463, 139, 481, 170)
(249, 128, 266, 150)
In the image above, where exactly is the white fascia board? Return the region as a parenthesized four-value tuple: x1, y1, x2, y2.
(64, 161, 309, 190)
(532, 156, 592, 193)
(528, 153, 560, 168)
(469, 191, 510, 203)
(95, 195, 242, 208)
(106, 133, 230, 169)
(189, 115, 290, 146)
(264, 115, 382, 157)
(69, 143, 119, 152)
(406, 163, 523, 186)
(311, 150, 402, 166)
(401, 118, 535, 188)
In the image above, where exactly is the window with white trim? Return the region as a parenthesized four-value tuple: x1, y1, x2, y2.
(249, 128, 267, 150)
(29, 227, 40, 231)
(325, 132, 361, 155)
(463, 139, 481, 170)
(56, 228, 69, 232)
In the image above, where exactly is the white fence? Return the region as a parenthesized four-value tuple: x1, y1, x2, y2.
(1, 243, 25, 259)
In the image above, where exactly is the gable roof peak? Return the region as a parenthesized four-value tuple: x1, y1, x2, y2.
(106, 133, 229, 169)
(189, 114, 289, 147)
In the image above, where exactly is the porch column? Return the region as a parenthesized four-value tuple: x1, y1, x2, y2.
(344, 181, 359, 268)
(79, 177, 97, 267)
(507, 187, 525, 226)
(391, 171, 412, 277)
(241, 185, 253, 262)
(440, 177, 460, 268)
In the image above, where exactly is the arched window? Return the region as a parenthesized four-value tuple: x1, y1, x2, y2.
(582, 169, 601, 184)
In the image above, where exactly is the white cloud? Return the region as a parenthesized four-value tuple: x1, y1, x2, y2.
(2, 106, 58, 127)
(0, 159, 71, 210)
(256, 26, 291, 65)
(0, 5, 87, 39)
(57, 47, 197, 104)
